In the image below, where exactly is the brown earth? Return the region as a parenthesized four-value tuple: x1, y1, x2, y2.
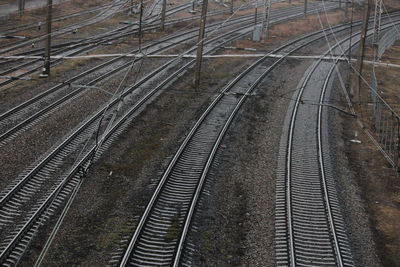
(342, 38, 400, 266)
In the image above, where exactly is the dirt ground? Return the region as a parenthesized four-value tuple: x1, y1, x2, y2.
(339, 111, 400, 267)
(340, 39, 400, 266)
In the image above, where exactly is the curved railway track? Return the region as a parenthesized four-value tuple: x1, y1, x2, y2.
(275, 15, 400, 267)
(0, 1, 194, 88)
(0, 3, 337, 146)
(0, 2, 119, 37)
(0, 0, 129, 55)
(115, 15, 364, 267)
(0, 5, 341, 264)
(0, 0, 299, 88)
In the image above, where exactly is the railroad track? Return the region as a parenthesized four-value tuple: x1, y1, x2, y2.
(0, 3, 336, 146)
(0, 0, 292, 81)
(0, 3, 340, 265)
(275, 14, 400, 267)
(115, 12, 372, 267)
(0, 0, 294, 86)
(0, 1, 194, 88)
(0, 0, 129, 55)
(0, 2, 118, 37)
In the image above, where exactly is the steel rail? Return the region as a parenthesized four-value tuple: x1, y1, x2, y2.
(0, 2, 117, 37)
(0, 10, 291, 262)
(0, 2, 257, 89)
(0, 10, 268, 122)
(0, 2, 340, 264)
(0, 0, 310, 86)
(0, 2, 193, 88)
(120, 8, 377, 267)
(0, 4, 334, 145)
(0, 0, 129, 55)
(0, 2, 307, 212)
(283, 16, 400, 267)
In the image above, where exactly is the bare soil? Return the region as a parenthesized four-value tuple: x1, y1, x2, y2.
(339, 38, 400, 266)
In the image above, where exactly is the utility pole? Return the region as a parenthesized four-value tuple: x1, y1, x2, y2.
(193, 0, 208, 89)
(230, 0, 233, 14)
(18, 0, 25, 16)
(254, 5, 258, 26)
(265, 0, 271, 39)
(261, 0, 266, 33)
(354, 0, 371, 103)
(138, 0, 143, 51)
(161, 0, 166, 30)
(373, 0, 382, 46)
(348, 1, 354, 62)
(304, 0, 308, 17)
(41, 0, 52, 77)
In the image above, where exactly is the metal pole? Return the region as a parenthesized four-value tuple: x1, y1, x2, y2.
(161, 0, 166, 30)
(355, 0, 371, 103)
(230, 0, 233, 14)
(265, 0, 271, 39)
(254, 6, 258, 26)
(349, 1, 354, 61)
(42, 0, 52, 77)
(139, 0, 143, 52)
(261, 0, 266, 39)
(193, 0, 208, 89)
(304, 0, 307, 17)
(18, 0, 23, 16)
